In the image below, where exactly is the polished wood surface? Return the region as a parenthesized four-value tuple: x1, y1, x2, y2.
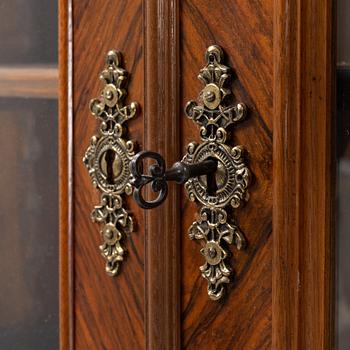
(59, 0, 335, 349)
(144, 1, 181, 348)
(180, 1, 273, 349)
(59, 1, 73, 349)
(72, 1, 145, 349)
(273, 0, 335, 349)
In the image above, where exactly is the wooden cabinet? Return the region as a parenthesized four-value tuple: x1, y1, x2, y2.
(59, 1, 334, 349)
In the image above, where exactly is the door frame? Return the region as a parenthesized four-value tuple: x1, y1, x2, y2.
(59, 0, 335, 349)
(59, 1, 73, 349)
(273, 0, 335, 348)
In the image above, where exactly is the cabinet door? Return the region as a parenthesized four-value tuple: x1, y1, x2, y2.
(59, 0, 334, 349)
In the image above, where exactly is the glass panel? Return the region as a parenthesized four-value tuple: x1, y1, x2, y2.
(0, 1, 58, 349)
(0, 99, 58, 349)
(0, 1, 58, 64)
(337, 0, 350, 348)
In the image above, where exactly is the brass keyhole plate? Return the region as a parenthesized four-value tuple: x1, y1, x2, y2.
(183, 45, 251, 300)
(83, 50, 138, 276)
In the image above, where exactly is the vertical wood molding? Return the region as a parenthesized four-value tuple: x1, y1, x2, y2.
(273, 0, 335, 349)
(144, 0, 181, 349)
(59, 0, 74, 349)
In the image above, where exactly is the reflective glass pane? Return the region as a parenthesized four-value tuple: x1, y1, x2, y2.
(0, 1, 58, 64)
(0, 99, 58, 349)
(0, 1, 58, 349)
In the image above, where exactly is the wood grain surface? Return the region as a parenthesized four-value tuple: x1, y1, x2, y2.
(144, 1, 181, 349)
(59, 0, 335, 349)
(273, 0, 335, 349)
(72, 1, 145, 349)
(180, 1, 273, 349)
(59, 1, 73, 349)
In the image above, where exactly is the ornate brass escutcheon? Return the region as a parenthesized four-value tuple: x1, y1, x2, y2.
(130, 45, 251, 300)
(83, 50, 138, 276)
(183, 45, 250, 300)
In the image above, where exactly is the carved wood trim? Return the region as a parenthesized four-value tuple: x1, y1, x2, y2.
(273, 0, 335, 348)
(144, 0, 181, 348)
(59, 0, 74, 349)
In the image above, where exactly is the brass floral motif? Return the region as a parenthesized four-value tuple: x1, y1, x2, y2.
(83, 50, 138, 276)
(184, 45, 251, 300)
(91, 194, 133, 276)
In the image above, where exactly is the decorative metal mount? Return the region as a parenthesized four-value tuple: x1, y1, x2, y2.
(83, 50, 138, 276)
(183, 45, 250, 300)
(130, 45, 251, 300)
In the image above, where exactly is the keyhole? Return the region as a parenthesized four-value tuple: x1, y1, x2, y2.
(100, 149, 122, 185)
(105, 149, 116, 184)
(200, 157, 227, 196)
(206, 167, 218, 196)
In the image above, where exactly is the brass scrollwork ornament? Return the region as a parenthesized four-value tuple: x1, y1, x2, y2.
(183, 45, 251, 300)
(83, 50, 138, 276)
